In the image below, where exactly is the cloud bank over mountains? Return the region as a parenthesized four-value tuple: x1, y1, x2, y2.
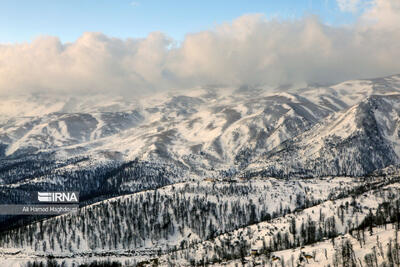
(1, 0, 400, 97)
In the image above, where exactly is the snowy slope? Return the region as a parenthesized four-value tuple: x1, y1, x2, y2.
(245, 94, 400, 178)
(0, 88, 334, 179)
(157, 180, 400, 266)
(1, 176, 397, 266)
(2, 75, 400, 181)
(0, 177, 363, 253)
(293, 74, 400, 110)
(0, 110, 144, 156)
(211, 224, 400, 267)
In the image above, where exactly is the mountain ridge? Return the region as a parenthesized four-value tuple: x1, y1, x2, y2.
(1, 75, 400, 180)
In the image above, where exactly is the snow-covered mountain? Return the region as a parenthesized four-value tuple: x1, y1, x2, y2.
(245, 93, 400, 178)
(2, 74, 400, 266)
(2, 74, 400, 180)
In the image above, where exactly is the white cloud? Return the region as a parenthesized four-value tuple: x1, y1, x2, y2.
(1, 5, 400, 97)
(361, 0, 400, 29)
(337, 0, 361, 12)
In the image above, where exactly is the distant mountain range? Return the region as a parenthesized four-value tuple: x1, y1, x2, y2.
(2, 74, 400, 180)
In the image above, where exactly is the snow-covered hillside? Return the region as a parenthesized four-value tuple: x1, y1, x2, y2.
(1, 176, 398, 266)
(210, 224, 400, 267)
(0, 177, 364, 254)
(245, 94, 400, 178)
(2, 74, 400, 267)
(157, 179, 400, 266)
(2, 75, 400, 180)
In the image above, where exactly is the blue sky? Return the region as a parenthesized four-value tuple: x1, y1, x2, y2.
(1, 0, 361, 43)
